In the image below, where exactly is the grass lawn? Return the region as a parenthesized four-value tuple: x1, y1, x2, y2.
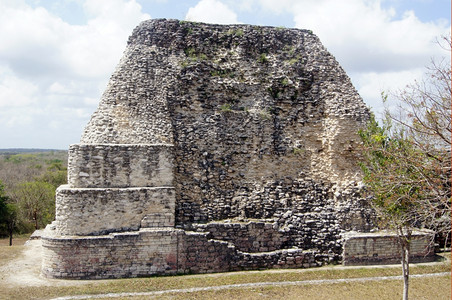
(0, 236, 450, 300)
(0, 234, 30, 267)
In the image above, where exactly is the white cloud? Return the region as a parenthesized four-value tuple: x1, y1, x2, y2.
(242, 0, 448, 71)
(0, 0, 150, 80)
(186, 0, 239, 24)
(352, 68, 424, 110)
(65, 0, 150, 79)
(0, 0, 449, 148)
(0, 66, 38, 108)
(0, 0, 150, 148)
(291, 1, 447, 73)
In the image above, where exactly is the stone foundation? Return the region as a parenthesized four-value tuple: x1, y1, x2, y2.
(42, 229, 180, 279)
(42, 227, 319, 279)
(342, 230, 435, 266)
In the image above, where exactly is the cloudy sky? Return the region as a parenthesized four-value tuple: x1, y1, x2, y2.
(0, 0, 449, 149)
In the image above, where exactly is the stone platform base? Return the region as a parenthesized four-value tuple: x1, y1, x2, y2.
(41, 226, 320, 279)
(42, 227, 437, 279)
(342, 229, 435, 266)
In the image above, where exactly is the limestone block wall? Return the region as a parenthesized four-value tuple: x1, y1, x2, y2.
(42, 229, 180, 279)
(193, 221, 286, 252)
(68, 144, 173, 188)
(53, 186, 175, 236)
(79, 19, 373, 232)
(41, 228, 320, 279)
(342, 230, 435, 265)
(49, 143, 176, 236)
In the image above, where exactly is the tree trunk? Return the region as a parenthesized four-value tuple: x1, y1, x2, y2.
(33, 210, 38, 229)
(398, 226, 411, 300)
(7, 222, 13, 246)
(401, 242, 410, 300)
(8, 228, 13, 246)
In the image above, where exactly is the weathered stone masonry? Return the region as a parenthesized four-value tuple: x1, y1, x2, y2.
(41, 19, 432, 279)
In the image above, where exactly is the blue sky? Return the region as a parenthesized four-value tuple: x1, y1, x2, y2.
(0, 0, 450, 149)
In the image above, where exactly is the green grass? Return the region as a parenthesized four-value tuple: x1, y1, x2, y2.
(258, 53, 268, 64)
(4, 266, 447, 300)
(1, 237, 450, 299)
(108, 276, 451, 299)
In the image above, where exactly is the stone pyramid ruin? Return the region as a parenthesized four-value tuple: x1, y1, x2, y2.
(41, 19, 433, 279)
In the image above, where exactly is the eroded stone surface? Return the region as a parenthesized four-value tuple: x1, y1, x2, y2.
(42, 19, 380, 279)
(52, 186, 175, 236)
(343, 230, 435, 265)
(68, 144, 174, 188)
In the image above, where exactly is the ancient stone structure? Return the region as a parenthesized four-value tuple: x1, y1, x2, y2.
(41, 19, 431, 279)
(343, 230, 434, 265)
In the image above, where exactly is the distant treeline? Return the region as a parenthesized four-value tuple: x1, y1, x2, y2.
(0, 148, 67, 155)
(0, 150, 68, 243)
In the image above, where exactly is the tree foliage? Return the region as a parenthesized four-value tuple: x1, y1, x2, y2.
(14, 181, 56, 230)
(359, 37, 451, 300)
(36, 161, 67, 189)
(0, 151, 67, 236)
(359, 113, 450, 236)
(0, 181, 17, 245)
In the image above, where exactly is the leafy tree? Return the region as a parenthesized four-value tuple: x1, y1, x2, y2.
(0, 181, 17, 246)
(0, 151, 67, 235)
(15, 181, 56, 230)
(359, 38, 451, 300)
(385, 38, 451, 243)
(36, 162, 67, 189)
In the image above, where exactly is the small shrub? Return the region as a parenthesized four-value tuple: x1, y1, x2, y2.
(292, 147, 304, 155)
(185, 47, 196, 58)
(182, 47, 208, 67)
(259, 109, 271, 120)
(220, 103, 232, 112)
(234, 28, 244, 37)
(211, 69, 236, 78)
(268, 87, 281, 99)
(258, 53, 268, 64)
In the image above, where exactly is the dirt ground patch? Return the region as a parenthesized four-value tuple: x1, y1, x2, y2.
(0, 239, 92, 287)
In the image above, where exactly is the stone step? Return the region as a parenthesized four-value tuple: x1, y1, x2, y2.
(54, 185, 175, 236)
(68, 143, 174, 188)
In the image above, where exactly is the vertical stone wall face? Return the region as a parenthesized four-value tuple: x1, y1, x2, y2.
(53, 186, 175, 236)
(68, 144, 174, 188)
(41, 19, 411, 280)
(343, 231, 435, 265)
(42, 229, 181, 279)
